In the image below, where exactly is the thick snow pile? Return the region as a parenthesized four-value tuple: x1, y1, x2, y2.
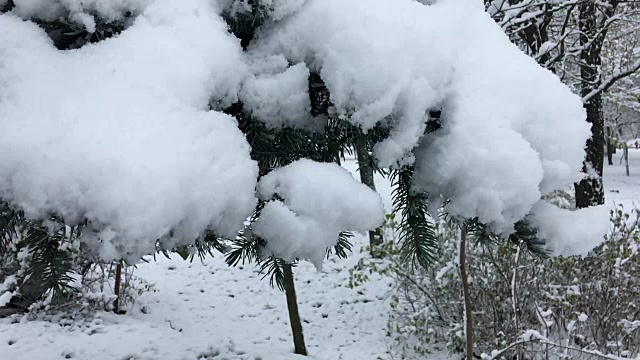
(220, 0, 307, 21)
(411, 14, 588, 237)
(253, 160, 384, 269)
(0, 0, 258, 261)
(250, 0, 456, 167)
(11, 0, 155, 32)
(240, 62, 312, 129)
(248, 0, 602, 254)
(529, 203, 610, 256)
(1, 0, 608, 260)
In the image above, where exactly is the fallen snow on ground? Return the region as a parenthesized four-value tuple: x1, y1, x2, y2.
(604, 148, 640, 209)
(1, 156, 638, 360)
(0, 161, 396, 360)
(0, 240, 394, 360)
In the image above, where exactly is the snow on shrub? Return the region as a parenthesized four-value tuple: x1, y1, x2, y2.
(253, 159, 384, 269)
(247, 0, 608, 254)
(0, 0, 257, 261)
(0, 0, 609, 268)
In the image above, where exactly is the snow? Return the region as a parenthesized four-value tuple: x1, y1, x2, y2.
(240, 62, 312, 129)
(0, 275, 17, 307)
(605, 148, 640, 209)
(263, 0, 308, 21)
(0, 155, 638, 359)
(250, 0, 455, 167)
(0, 0, 258, 261)
(0, 161, 400, 360)
(220, 0, 308, 21)
(11, 0, 154, 27)
(2, 0, 597, 262)
(529, 202, 610, 256)
(409, 2, 588, 239)
(0, 235, 396, 360)
(528, 148, 640, 256)
(254, 160, 385, 269)
(250, 0, 588, 182)
(248, 0, 591, 252)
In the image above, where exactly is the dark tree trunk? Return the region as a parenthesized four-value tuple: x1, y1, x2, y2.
(574, 0, 616, 208)
(459, 225, 473, 360)
(355, 136, 383, 255)
(606, 127, 615, 165)
(283, 264, 307, 356)
(575, 94, 605, 208)
(113, 262, 123, 313)
(607, 141, 614, 165)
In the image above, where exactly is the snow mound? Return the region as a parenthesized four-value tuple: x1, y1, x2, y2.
(411, 14, 589, 237)
(529, 202, 610, 257)
(0, 0, 258, 261)
(249, 0, 591, 248)
(220, 0, 307, 22)
(253, 160, 384, 269)
(11, 0, 156, 32)
(240, 62, 312, 129)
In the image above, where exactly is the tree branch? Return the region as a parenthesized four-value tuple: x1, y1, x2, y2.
(583, 59, 640, 103)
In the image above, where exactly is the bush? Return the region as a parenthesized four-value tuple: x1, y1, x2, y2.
(350, 206, 640, 360)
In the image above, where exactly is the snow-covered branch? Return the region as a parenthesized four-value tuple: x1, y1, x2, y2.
(583, 59, 640, 103)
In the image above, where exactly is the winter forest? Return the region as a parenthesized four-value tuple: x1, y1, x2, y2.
(1, 0, 640, 359)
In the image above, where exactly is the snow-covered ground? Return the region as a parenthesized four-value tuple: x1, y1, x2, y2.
(604, 148, 640, 209)
(1, 154, 639, 360)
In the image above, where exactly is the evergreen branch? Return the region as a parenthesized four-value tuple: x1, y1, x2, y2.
(326, 231, 354, 259)
(509, 219, 550, 258)
(391, 167, 439, 268)
(258, 256, 289, 291)
(225, 233, 263, 267)
(23, 222, 78, 303)
(465, 218, 500, 246)
(0, 201, 24, 256)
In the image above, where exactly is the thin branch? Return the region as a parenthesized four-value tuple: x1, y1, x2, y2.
(583, 59, 640, 103)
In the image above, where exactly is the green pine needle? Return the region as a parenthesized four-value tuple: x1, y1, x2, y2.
(391, 167, 439, 269)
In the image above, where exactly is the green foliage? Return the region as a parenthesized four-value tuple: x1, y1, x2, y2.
(22, 222, 81, 303)
(0, 201, 88, 309)
(0, 200, 23, 255)
(391, 167, 438, 268)
(351, 207, 640, 359)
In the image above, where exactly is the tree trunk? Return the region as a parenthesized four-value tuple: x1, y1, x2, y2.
(606, 127, 614, 165)
(575, 0, 609, 208)
(113, 262, 122, 313)
(355, 136, 383, 255)
(624, 143, 630, 176)
(283, 264, 307, 356)
(575, 94, 605, 208)
(607, 141, 614, 166)
(459, 225, 473, 360)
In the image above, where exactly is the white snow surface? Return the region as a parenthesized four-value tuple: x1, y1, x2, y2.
(220, 0, 308, 21)
(0, 0, 258, 261)
(263, 0, 308, 21)
(530, 202, 610, 256)
(408, 9, 588, 238)
(250, 0, 588, 175)
(11, 0, 155, 30)
(249, 0, 593, 247)
(0, 157, 637, 359)
(240, 62, 313, 129)
(254, 159, 385, 268)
